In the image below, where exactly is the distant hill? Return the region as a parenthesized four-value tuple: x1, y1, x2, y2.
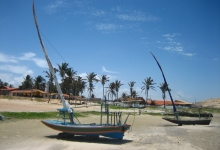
(196, 98, 220, 108)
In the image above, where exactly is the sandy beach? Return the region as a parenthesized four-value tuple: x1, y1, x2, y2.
(0, 98, 220, 150)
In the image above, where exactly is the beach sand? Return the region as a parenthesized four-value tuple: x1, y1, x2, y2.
(0, 98, 220, 150)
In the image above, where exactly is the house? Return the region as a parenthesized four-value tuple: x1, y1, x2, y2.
(114, 97, 145, 108)
(10, 89, 48, 98)
(0, 86, 18, 95)
(9, 89, 69, 99)
(49, 93, 69, 99)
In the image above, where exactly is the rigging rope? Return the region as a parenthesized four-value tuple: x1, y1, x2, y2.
(171, 90, 189, 102)
(129, 106, 136, 132)
(41, 32, 67, 63)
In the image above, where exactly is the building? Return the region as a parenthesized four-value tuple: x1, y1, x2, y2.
(0, 86, 18, 95)
(9, 89, 69, 99)
(114, 97, 145, 108)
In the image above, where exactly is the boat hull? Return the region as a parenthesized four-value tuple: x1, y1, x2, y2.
(41, 120, 130, 139)
(163, 117, 211, 125)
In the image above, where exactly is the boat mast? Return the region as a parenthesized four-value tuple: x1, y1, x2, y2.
(150, 52, 179, 119)
(32, 2, 73, 115)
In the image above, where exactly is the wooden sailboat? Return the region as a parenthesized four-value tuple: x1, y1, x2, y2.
(150, 52, 212, 126)
(32, 1, 130, 139)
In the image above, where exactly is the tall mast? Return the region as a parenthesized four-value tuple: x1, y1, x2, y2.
(150, 51, 178, 119)
(32, 2, 72, 113)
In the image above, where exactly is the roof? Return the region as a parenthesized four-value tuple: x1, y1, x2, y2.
(10, 89, 69, 97)
(11, 89, 47, 94)
(123, 100, 143, 103)
(0, 86, 18, 91)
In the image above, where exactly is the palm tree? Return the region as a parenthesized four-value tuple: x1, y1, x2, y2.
(3, 82, 8, 86)
(20, 75, 34, 97)
(0, 79, 3, 86)
(86, 72, 99, 98)
(65, 67, 77, 97)
(0, 80, 14, 88)
(91, 93, 95, 98)
(115, 80, 123, 99)
(141, 77, 156, 102)
(20, 75, 34, 90)
(87, 82, 95, 98)
(107, 82, 116, 100)
(73, 76, 86, 96)
(128, 81, 136, 97)
(159, 82, 169, 108)
(78, 79, 87, 96)
(131, 90, 138, 98)
(34, 75, 46, 91)
(9, 84, 13, 88)
(57, 62, 69, 89)
(121, 92, 128, 101)
(44, 69, 57, 103)
(98, 75, 109, 100)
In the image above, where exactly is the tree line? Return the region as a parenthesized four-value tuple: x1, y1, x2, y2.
(0, 62, 170, 106)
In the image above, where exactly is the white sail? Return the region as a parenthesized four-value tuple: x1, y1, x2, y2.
(32, 2, 72, 113)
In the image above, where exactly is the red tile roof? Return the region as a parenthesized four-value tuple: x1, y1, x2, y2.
(0, 86, 18, 91)
(11, 89, 47, 94)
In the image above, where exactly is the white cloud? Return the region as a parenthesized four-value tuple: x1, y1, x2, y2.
(164, 46, 183, 52)
(102, 66, 117, 73)
(23, 70, 34, 77)
(91, 10, 106, 17)
(117, 14, 145, 21)
(107, 74, 117, 81)
(0, 52, 47, 68)
(95, 23, 117, 31)
(163, 33, 180, 39)
(13, 76, 24, 87)
(214, 58, 219, 61)
(161, 33, 195, 57)
(19, 52, 36, 60)
(18, 52, 47, 68)
(0, 73, 14, 85)
(78, 72, 87, 80)
(0, 71, 34, 88)
(0, 52, 18, 63)
(182, 53, 195, 57)
(33, 58, 48, 68)
(117, 11, 159, 22)
(0, 64, 31, 74)
(46, 0, 65, 14)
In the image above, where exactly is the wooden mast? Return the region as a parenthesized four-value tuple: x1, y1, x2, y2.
(150, 51, 179, 119)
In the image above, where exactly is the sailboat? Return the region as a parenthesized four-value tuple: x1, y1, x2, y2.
(32, 2, 130, 140)
(150, 52, 212, 126)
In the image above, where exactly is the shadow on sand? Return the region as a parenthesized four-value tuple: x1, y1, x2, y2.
(163, 124, 179, 127)
(45, 134, 133, 145)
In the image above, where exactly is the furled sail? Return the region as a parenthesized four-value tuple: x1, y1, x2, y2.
(32, 2, 72, 113)
(150, 51, 178, 119)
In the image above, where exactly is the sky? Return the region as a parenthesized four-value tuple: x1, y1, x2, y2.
(0, 0, 220, 102)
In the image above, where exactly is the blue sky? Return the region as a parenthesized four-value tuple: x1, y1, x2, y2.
(0, 0, 219, 102)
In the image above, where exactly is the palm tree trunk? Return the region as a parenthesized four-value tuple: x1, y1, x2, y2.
(145, 90, 148, 107)
(102, 85, 104, 100)
(48, 82, 51, 103)
(164, 98, 165, 108)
